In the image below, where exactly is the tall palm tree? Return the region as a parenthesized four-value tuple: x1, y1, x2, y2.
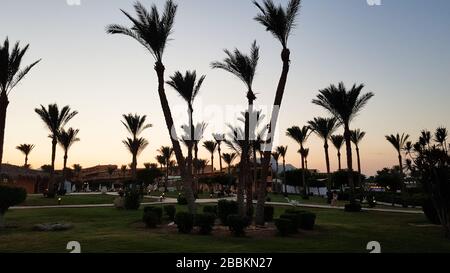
(167, 70, 205, 177)
(222, 152, 237, 175)
(16, 144, 35, 167)
(57, 128, 80, 181)
(434, 127, 448, 153)
(308, 117, 338, 190)
(203, 140, 217, 173)
(123, 137, 148, 188)
(253, 0, 302, 226)
(213, 133, 225, 172)
(331, 135, 344, 171)
(276, 146, 288, 195)
(211, 41, 260, 217)
(350, 129, 366, 185)
(286, 125, 311, 194)
(121, 114, 151, 182)
(158, 146, 173, 192)
(35, 104, 78, 197)
(386, 133, 409, 194)
(312, 82, 374, 198)
(420, 130, 431, 149)
(301, 148, 309, 170)
(107, 1, 196, 214)
(0, 38, 40, 173)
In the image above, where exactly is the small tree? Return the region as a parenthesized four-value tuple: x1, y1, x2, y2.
(0, 186, 27, 228)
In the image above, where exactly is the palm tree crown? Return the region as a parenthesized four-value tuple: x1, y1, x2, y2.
(58, 128, 80, 152)
(308, 117, 338, 141)
(331, 135, 344, 150)
(386, 133, 410, 154)
(106, 1, 178, 63)
(123, 137, 148, 157)
(0, 38, 41, 94)
(121, 113, 152, 140)
(253, 0, 301, 49)
(35, 104, 78, 138)
(286, 125, 311, 147)
(277, 145, 287, 158)
(203, 140, 217, 154)
(351, 129, 366, 147)
(16, 144, 34, 157)
(166, 70, 205, 111)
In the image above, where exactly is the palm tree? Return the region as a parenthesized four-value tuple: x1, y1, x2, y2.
(107, 1, 196, 214)
(0, 38, 40, 173)
(301, 148, 309, 170)
(222, 153, 237, 175)
(158, 146, 173, 192)
(120, 165, 127, 178)
(213, 133, 225, 172)
(211, 41, 260, 217)
(123, 137, 148, 187)
(35, 104, 78, 197)
(420, 130, 432, 149)
(434, 127, 448, 153)
(203, 141, 217, 173)
(331, 135, 344, 171)
(276, 146, 288, 195)
(253, 0, 302, 226)
(107, 165, 117, 188)
(386, 133, 409, 195)
(167, 70, 205, 177)
(73, 164, 82, 186)
(286, 125, 311, 193)
(16, 144, 35, 167)
(156, 155, 165, 172)
(57, 128, 80, 181)
(121, 114, 151, 182)
(350, 129, 366, 185)
(308, 117, 338, 190)
(312, 82, 374, 198)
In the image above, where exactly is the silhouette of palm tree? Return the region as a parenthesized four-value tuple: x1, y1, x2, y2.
(16, 144, 35, 167)
(276, 146, 288, 195)
(312, 82, 374, 197)
(331, 135, 344, 171)
(286, 125, 311, 193)
(203, 141, 217, 173)
(0, 38, 40, 173)
(213, 133, 225, 172)
(35, 104, 78, 196)
(253, 0, 302, 225)
(386, 133, 409, 194)
(434, 127, 448, 153)
(158, 146, 173, 192)
(57, 128, 80, 181)
(308, 117, 338, 189)
(350, 129, 366, 185)
(107, 1, 196, 213)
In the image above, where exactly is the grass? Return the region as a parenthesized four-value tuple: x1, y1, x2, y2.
(149, 191, 213, 199)
(1, 204, 449, 253)
(20, 194, 117, 206)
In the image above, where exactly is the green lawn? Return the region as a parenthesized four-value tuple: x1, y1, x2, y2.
(1, 204, 449, 253)
(149, 191, 213, 199)
(20, 194, 118, 206)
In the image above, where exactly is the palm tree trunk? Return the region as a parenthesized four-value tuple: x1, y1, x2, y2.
(398, 153, 407, 206)
(275, 161, 279, 193)
(210, 154, 214, 173)
(154, 62, 195, 214)
(0, 91, 9, 174)
(131, 153, 137, 190)
(324, 141, 331, 190)
(256, 48, 291, 226)
(356, 146, 362, 186)
(218, 145, 223, 172)
(337, 151, 342, 171)
(25, 154, 28, 167)
(344, 123, 355, 201)
(283, 159, 287, 195)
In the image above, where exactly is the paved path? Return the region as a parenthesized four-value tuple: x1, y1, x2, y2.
(12, 196, 423, 214)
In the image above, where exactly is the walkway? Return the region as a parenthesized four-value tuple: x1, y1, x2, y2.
(11, 195, 423, 214)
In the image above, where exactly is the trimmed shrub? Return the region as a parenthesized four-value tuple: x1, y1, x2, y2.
(275, 218, 293, 236)
(280, 213, 301, 232)
(217, 200, 238, 225)
(124, 189, 141, 210)
(203, 205, 217, 216)
(0, 186, 27, 227)
(345, 203, 362, 212)
(195, 213, 216, 235)
(264, 206, 275, 222)
(175, 212, 194, 234)
(299, 212, 316, 230)
(142, 211, 159, 228)
(177, 194, 188, 205)
(144, 206, 163, 222)
(163, 205, 176, 221)
(227, 214, 249, 237)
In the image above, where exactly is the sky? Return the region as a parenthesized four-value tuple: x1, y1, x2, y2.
(0, 0, 449, 176)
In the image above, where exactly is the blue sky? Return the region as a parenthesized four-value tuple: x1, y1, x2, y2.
(1, 0, 449, 175)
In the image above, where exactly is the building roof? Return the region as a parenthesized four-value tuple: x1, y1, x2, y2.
(1, 164, 50, 179)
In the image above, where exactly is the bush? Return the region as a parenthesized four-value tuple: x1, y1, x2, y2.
(423, 198, 440, 225)
(142, 211, 160, 228)
(298, 212, 316, 230)
(217, 200, 238, 225)
(195, 213, 216, 235)
(264, 206, 275, 222)
(177, 194, 188, 205)
(0, 185, 27, 215)
(275, 218, 294, 236)
(203, 205, 217, 216)
(124, 189, 141, 210)
(175, 212, 194, 234)
(163, 205, 176, 221)
(345, 203, 362, 212)
(144, 206, 163, 222)
(227, 214, 249, 237)
(280, 213, 301, 232)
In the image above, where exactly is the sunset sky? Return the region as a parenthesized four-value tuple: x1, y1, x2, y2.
(1, 0, 449, 176)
